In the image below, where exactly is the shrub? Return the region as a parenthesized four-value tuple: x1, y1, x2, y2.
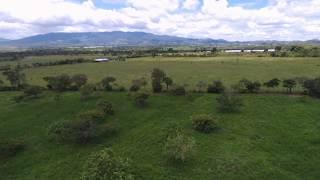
(48, 119, 98, 144)
(80, 84, 95, 100)
(164, 131, 195, 162)
(233, 79, 261, 93)
(133, 93, 149, 107)
(196, 81, 207, 92)
(101, 76, 116, 91)
(23, 85, 43, 97)
(192, 114, 218, 133)
(151, 68, 166, 93)
(171, 86, 186, 96)
(78, 109, 106, 122)
(71, 74, 88, 90)
(264, 78, 281, 88)
(81, 148, 135, 180)
(129, 84, 140, 92)
(0, 139, 25, 158)
(283, 79, 297, 94)
(207, 80, 225, 93)
(303, 77, 320, 98)
(96, 100, 114, 115)
(216, 92, 244, 113)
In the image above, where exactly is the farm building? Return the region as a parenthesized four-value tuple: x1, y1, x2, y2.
(225, 50, 242, 53)
(95, 58, 111, 62)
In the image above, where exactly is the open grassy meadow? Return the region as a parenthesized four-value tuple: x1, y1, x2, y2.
(1, 56, 319, 91)
(1, 92, 320, 179)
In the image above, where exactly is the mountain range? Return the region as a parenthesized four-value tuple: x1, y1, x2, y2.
(0, 31, 319, 48)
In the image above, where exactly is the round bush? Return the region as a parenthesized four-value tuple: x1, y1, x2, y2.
(192, 114, 218, 133)
(81, 148, 135, 180)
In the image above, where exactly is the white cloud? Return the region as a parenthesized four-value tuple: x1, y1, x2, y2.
(0, 0, 319, 41)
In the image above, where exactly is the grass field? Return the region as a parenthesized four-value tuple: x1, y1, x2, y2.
(1, 92, 320, 179)
(4, 56, 316, 92)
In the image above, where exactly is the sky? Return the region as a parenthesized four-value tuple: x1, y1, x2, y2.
(0, 0, 319, 41)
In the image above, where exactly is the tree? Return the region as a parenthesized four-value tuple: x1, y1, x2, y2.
(233, 79, 261, 93)
(246, 81, 261, 93)
(0, 79, 3, 87)
(130, 78, 147, 92)
(80, 84, 95, 100)
(207, 80, 225, 93)
(192, 114, 218, 133)
(171, 86, 186, 96)
(196, 81, 207, 92)
(163, 77, 173, 90)
(101, 76, 116, 91)
(71, 74, 88, 90)
(283, 79, 297, 94)
(2, 65, 26, 88)
(164, 130, 195, 162)
(216, 92, 244, 113)
(133, 93, 149, 107)
(151, 68, 166, 93)
(23, 85, 43, 98)
(264, 78, 281, 89)
(81, 148, 135, 180)
(303, 78, 320, 98)
(43, 74, 72, 92)
(96, 100, 114, 115)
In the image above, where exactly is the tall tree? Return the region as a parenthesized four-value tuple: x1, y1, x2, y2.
(2, 65, 26, 88)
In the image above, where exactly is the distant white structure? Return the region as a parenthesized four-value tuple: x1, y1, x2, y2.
(251, 50, 265, 53)
(95, 58, 110, 62)
(268, 49, 276, 52)
(225, 50, 242, 53)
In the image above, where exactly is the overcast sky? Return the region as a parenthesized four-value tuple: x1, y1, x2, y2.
(0, 0, 319, 41)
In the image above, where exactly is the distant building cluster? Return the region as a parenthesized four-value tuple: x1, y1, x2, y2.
(225, 49, 275, 53)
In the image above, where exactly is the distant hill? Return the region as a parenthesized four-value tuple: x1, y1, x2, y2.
(0, 31, 228, 48)
(0, 38, 9, 42)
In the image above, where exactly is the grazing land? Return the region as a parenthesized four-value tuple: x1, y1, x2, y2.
(1, 56, 319, 91)
(1, 92, 320, 179)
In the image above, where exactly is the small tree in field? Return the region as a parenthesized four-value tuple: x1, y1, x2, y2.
(133, 93, 149, 107)
(80, 84, 95, 100)
(192, 114, 218, 133)
(163, 77, 173, 90)
(96, 100, 114, 115)
(164, 130, 195, 162)
(207, 80, 225, 93)
(2, 65, 26, 88)
(303, 77, 320, 98)
(264, 78, 281, 89)
(151, 68, 166, 93)
(101, 76, 116, 91)
(283, 79, 297, 94)
(71, 74, 88, 90)
(81, 148, 135, 180)
(23, 85, 43, 98)
(216, 92, 244, 113)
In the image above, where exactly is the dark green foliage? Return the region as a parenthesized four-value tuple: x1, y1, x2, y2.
(0, 139, 25, 159)
(97, 100, 115, 115)
(171, 86, 186, 96)
(192, 114, 218, 133)
(133, 93, 149, 107)
(216, 92, 244, 113)
(283, 79, 297, 94)
(163, 77, 173, 90)
(23, 85, 43, 98)
(101, 76, 116, 91)
(151, 68, 166, 93)
(264, 78, 281, 88)
(207, 80, 225, 93)
(0, 79, 3, 87)
(196, 81, 207, 92)
(129, 84, 140, 92)
(164, 130, 195, 162)
(78, 110, 106, 122)
(80, 84, 95, 100)
(233, 79, 261, 93)
(44, 74, 72, 92)
(246, 81, 261, 93)
(2, 65, 26, 88)
(48, 119, 98, 144)
(303, 77, 320, 98)
(130, 78, 147, 92)
(71, 74, 88, 90)
(81, 148, 135, 180)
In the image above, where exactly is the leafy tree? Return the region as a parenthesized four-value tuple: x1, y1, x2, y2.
(133, 93, 149, 107)
(97, 100, 114, 115)
(71, 74, 88, 90)
(303, 78, 320, 98)
(283, 79, 297, 94)
(23, 85, 43, 98)
(2, 65, 26, 88)
(164, 130, 195, 162)
(80, 84, 95, 100)
(43, 74, 72, 92)
(192, 114, 218, 133)
(101, 76, 116, 91)
(171, 86, 186, 96)
(163, 77, 173, 90)
(246, 81, 261, 93)
(207, 80, 225, 93)
(151, 68, 166, 93)
(264, 78, 281, 88)
(130, 78, 147, 92)
(216, 92, 244, 113)
(196, 81, 207, 92)
(81, 148, 135, 180)
(233, 79, 261, 93)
